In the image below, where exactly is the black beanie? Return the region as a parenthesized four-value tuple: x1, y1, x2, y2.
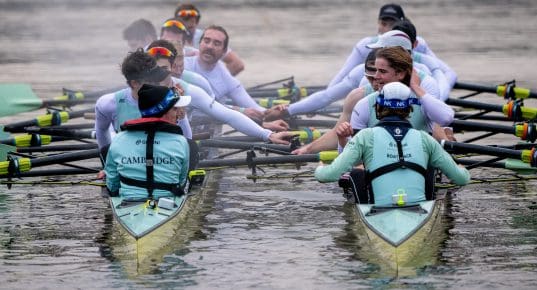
(138, 84, 177, 117)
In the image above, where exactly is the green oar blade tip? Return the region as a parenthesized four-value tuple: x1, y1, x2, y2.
(504, 158, 537, 174)
(0, 144, 16, 161)
(0, 83, 43, 117)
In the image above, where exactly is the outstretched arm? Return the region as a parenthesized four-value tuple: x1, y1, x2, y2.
(222, 50, 245, 76)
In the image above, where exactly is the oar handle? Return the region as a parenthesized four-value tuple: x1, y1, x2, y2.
(3, 108, 94, 132)
(442, 140, 537, 166)
(455, 81, 537, 99)
(0, 148, 100, 176)
(450, 120, 537, 142)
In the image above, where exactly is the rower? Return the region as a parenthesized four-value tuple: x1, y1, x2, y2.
(315, 82, 470, 205)
(174, 3, 245, 76)
(153, 38, 214, 98)
(349, 46, 453, 140)
(329, 3, 437, 87)
(122, 18, 157, 52)
(390, 19, 456, 99)
(184, 25, 267, 122)
(158, 19, 215, 98)
(264, 30, 441, 121)
(94, 50, 191, 157)
(104, 84, 191, 201)
(145, 39, 293, 144)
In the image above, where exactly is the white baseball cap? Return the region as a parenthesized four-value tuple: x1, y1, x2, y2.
(366, 30, 412, 51)
(376, 82, 412, 109)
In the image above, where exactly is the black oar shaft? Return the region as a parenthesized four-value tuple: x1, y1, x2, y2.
(4, 108, 94, 132)
(447, 98, 503, 112)
(197, 139, 291, 152)
(0, 168, 99, 178)
(291, 119, 336, 128)
(454, 82, 499, 94)
(450, 120, 513, 134)
(443, 141, 521, 159)
(454, 113, 508, 121)
(29, 149, 100, 168)
(213, 136, 264, 142)
(454, 82, 537, 98)
(198, 154, 320, 168)
(17, 144, 97, 153)
(24, 127, 95, 139)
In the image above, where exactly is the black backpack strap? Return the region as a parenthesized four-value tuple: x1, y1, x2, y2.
(367, 138, 427, 182)
(119, 174, 185, 196)
(368, 160, 428, 181)
(145, 130, 156, 199)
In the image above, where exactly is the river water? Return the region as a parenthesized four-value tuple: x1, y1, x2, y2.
(1, 0, 537, 289)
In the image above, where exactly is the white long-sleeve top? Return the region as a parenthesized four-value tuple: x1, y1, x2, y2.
(184, 56, 264, 111)
(176, 78, 272, 141)
(94, 88, 192, 149)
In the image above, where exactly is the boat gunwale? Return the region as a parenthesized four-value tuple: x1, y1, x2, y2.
(356, 196, 444, 247)
(109, 181, 207, 240)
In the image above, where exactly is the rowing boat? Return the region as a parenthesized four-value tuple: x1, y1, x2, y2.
(105, 172, 217, 275)
(354, 194, 448, 276)
(106, 125, 222, 275)
(340, 172, 450, 277)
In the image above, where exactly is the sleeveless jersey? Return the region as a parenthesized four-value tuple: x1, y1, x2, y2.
(367, 126, 427, 205)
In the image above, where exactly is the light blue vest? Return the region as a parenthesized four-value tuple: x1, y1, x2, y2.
(105, 127, 190, 201)
(366, 92, 427, 131)
(367, 127, 428, 205)
(114, 90, 141, 131)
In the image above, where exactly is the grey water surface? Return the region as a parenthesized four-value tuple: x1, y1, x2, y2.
(1, 0, 537, 289)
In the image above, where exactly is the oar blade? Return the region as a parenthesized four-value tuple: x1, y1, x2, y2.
(0, 83, 43, 117)
(504, 158, 537, 174)
(0, 144, 16, 161)
(0, 126, 10, 139)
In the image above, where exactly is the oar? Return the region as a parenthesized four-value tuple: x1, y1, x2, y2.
(0, 84, 122, 118)
(214, 128, 322, 144)
(197, 139, 293, 154)
(246, 76, 295, 90)
(290, 119, 337, 128)
(0, 167, 100, 178)
(0, 134, 71, 147)
(0, 83, 42, 117)
(0, 168, 100, 179)
(22, 127, 96, 139)
(3, 108, 94, 133)
(454, 113, 509, 122)
(43, 123, 96, 130)
(454, 81, 537, 99)
(0, 149, 100, 178)
(442, 140, 537, 167)
(456, 158, 537, 174)
(451, 119, 537, 142)
(16, 143, 98, 153)
(49, 86, 124, 103)
(197, 150, 338, 169)
(256, 98, 343, 114)
(447, 98, 537, 121)
(248, 86, 325, 99)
